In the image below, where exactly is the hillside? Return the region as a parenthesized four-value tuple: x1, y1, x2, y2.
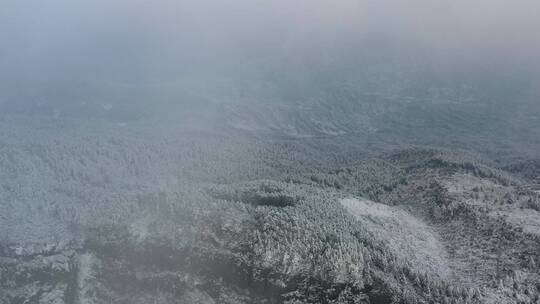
(1, 118, 539, 303)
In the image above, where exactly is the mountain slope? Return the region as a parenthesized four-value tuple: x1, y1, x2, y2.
(1, 119, 540, 303)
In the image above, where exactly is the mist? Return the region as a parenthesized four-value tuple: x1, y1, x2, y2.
(1, 0, 539, 116)
(4, 2, 540, 303)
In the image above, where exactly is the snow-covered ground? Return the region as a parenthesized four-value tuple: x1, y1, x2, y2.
(340, 197, 451, 279)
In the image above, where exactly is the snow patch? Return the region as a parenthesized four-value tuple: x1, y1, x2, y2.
(340, 197, 451, 278)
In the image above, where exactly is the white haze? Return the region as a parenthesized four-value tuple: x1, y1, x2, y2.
(1, 0, 539, 114)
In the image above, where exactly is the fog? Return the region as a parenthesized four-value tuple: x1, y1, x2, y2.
(4, 2, 540, 303)
(1, 0, 539, 115)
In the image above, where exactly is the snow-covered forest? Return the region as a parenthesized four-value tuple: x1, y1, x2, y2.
(2, 1, 540, 303)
